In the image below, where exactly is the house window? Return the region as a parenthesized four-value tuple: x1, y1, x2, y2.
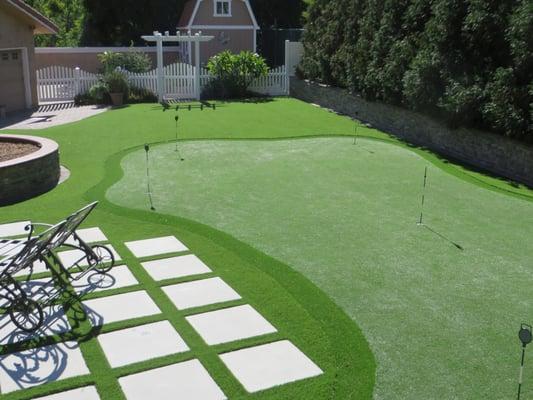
(11, 52, 18, 61)
(214, 0, 231, 17)
(1, 53, 8, 61)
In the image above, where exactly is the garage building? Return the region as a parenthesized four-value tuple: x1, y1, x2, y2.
(0, 0, 57, 113)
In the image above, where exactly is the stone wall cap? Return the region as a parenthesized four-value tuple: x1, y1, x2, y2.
(0, 135, 59, 169)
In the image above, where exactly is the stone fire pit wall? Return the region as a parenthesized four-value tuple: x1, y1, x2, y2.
(0, 135, 60, 206)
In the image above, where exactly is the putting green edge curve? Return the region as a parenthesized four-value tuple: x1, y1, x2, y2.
(89, 132, 531, 400)
(86, 137, 378, 400)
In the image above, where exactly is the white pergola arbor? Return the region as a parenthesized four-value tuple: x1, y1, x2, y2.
(141, 31, 214, 101)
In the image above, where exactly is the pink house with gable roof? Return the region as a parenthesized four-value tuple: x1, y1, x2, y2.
(178, 0, 259, 64)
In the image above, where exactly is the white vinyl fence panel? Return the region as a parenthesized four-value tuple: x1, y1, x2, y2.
(163, 62, 196, 99)
(37, 63, 289, 103)
(200, 67, 212, 89)
(126, 68, 158, 94)
(285, 41, 304, 77)
(200, 66, 288, 97)
(37, 66, 99, 102)
(249, 65, 288, 96)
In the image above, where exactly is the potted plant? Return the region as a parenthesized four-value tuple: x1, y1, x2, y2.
(104, 70, 129, 106)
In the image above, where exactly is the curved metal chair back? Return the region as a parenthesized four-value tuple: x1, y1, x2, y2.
(0, 220, 68, 279)
(46, 202, 99, 252)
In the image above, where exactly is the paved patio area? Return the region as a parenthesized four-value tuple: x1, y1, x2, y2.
(0, 103, 109, 130)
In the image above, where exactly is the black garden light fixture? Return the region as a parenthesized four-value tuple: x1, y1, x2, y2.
(518, 323, 533, 400)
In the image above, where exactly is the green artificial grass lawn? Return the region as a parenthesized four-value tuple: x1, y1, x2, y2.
(0, 99, 379, 400)
(2, 98, 533, 399)
(108, 136, 533, 400)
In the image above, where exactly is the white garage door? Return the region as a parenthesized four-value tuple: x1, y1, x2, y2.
(0, 50, 26, 112)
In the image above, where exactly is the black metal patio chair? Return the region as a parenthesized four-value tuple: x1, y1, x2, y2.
(0, 202, 115, 333)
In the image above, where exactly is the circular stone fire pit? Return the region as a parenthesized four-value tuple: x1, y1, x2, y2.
(0, 135, 60, 206)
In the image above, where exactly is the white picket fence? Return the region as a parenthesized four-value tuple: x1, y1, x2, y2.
(164, 62, 196, 99)
(37, 66, 100, 102)
(36, 62, 289, 103)
(249, 66, 289, 96)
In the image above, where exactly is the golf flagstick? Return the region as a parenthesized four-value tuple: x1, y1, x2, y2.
(144, 144, 156, 211)
(418, 167, 428, 225)
(518, 324, 532, 400)
(174, 115, 184, 161)
(353, 122, 358, 145)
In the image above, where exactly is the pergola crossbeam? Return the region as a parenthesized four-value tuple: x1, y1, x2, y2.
(141, 31, 214, 101)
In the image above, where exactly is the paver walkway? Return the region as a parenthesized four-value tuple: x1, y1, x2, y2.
(0, 226, 323, 399)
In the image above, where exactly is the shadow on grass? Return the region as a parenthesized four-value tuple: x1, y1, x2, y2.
(419, 223, 464, 251)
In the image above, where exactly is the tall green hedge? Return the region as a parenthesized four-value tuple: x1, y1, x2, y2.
(300, 0, 532, 140)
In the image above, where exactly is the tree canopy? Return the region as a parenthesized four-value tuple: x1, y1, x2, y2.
(80, 0, 185, 46)
(26, 0, 305, 47)
(300, 0, 533, 140)
(250, 0, 305, 28)
(25, 0, 85, 46)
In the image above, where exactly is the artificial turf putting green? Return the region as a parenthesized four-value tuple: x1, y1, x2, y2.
(109, 136, 533, 400)
(1, 98, 532, 399)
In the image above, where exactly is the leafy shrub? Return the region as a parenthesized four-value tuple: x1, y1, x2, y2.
(482, 68, 530, 138)
(74, 82, 110, 105)
(75, 72, 132, 105)
(104, 70, 130, 95)
(438, 80, 484, 128)
(98, 50, 152, 74)
(301, 0, 533, 140)
(128, 86, 158, 103)
(74, 92, 95, 106)
(88, 82, 110, 103)
(402, 49, 444, 113)
(205, 51, 269, 98)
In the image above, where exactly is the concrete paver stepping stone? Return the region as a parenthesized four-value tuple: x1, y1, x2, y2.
(0, 221, 31, 238)
(98, 320, 189, 368)
(141, 254, 212, 281)
(125, 236, 188, 258)
(219, 340, 323, 393)
(162, 277, 241, 310)
(57, 245, 121, 268)
(83, 291, 161, 326)
(0, 341, 90, 394)
(65, 227, 108, 245)
(119, 359, 226, 400)
(33, 386, 100, 400)
(186, 305, 277, 345)
(71, 265, 138, 295)
(0, 304, 71, 345)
